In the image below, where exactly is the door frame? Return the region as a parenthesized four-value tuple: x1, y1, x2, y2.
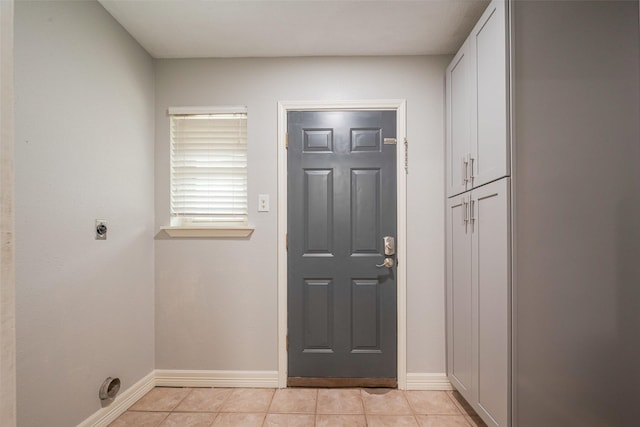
(277, 99, 408, 389)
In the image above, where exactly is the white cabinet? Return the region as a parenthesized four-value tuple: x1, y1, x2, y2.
(446, 2, 511, 425)
(446, 0, 508, 197)
(446, 178, 510, 427)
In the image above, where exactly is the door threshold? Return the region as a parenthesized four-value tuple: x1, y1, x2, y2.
(287, 377, 397, 388)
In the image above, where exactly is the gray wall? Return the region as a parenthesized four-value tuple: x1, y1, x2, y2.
(512, 1, 640, 425)
(0, 0, 16, 425)
(154, 56, 450, 375)
(14, 1, 155, 426)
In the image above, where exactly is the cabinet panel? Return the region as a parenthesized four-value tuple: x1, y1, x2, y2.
(446, 196, 473, 393)
(471, 0, 508, 188)
(446, 46, 472, 197)
(472, 179, 510, 427)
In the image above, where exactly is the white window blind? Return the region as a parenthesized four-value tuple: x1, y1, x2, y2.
(170, 110, 248, 226)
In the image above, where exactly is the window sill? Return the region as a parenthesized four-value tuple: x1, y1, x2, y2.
(160, 226, 255, 238)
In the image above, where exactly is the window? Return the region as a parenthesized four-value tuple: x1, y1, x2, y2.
(168, 107, 248, 231)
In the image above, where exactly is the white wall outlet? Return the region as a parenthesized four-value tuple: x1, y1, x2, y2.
(258, 194, 270, 212)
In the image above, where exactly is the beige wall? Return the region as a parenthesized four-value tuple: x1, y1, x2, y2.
(154, 56, 449, 375)
(14, 2, 155, 426)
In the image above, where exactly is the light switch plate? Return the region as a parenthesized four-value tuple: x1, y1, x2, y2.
(258, 194, 270, 212)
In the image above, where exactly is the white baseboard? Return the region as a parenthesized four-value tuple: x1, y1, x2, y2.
(77, 371, 155, 427)
(405, 373, 453, 390)
(155, 369, 279, 388)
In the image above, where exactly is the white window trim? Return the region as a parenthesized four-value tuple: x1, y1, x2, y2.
(163, 106, 254, 238)
(168, 106, 248, 115)
(160, 226, 254, 238)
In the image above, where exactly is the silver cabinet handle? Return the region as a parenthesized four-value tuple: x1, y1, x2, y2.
(469, 156, 475, 184)
(462, 197, 468, 227)
(470, 198, 476, 232)
(462, 156, 469, 185)
(376, 258, 394, 268)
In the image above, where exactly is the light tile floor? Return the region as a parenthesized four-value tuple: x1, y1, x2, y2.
(109, 387, 488, 427)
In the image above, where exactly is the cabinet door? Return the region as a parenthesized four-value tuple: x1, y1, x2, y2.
(471, 178, 510, 427)
(470, 0, 508, 188)
(446, 43, 472, 197)
(446, 195, 473, 396)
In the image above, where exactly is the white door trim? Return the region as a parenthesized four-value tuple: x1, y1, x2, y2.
(277, 99, 408, 389)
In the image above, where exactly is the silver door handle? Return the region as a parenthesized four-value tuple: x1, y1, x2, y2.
(376, 257, 394, 268)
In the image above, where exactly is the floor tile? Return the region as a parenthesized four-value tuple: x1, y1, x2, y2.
(269, 388, 317, 414)
(174, 388, 232, 412)
(219, 388, 275, 412)
(159, 412, 217, 427)
(108, 411, 169, 427)
(367, 414, 419, 426)
(316, 389, 364, 414)
(316, 414, 367, 427)
(416, 415, 471, 427)
(361, 389, 413, 415)
(211, 413, 265, 427)
(119, 386, 490, 427)
(129, 388, 192, 412)
(447, 391, 475, 415)
(264, 413, 315, 426)
(405, 391, 461, 415)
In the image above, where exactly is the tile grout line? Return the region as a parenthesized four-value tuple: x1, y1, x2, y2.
(313, 388, 319, 426)
(405, 389, 419, 427)
(445, 389, 479, 426)
(260, 387, 277, 426)
(359, 388, 369, 427)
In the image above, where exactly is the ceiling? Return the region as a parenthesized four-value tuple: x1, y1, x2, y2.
(98, 0, 490, 59)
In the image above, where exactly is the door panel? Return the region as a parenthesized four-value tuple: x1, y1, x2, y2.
(472, 179, 509, 427)
(303, 279, 333, 352)
(446, 195, 473, 393)
(351, 279, 381, 353)
(470, 0, 508, 188)
(303, 170, 333, 254)
(288, 110, 397, 381)
(446, 46, 471, 197)
(351, 169, 380, 254)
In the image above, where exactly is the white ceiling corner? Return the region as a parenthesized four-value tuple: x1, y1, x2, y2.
(98, 0, 490, 59)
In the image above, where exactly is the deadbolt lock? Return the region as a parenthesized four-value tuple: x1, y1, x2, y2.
(383, 236, 395, 256)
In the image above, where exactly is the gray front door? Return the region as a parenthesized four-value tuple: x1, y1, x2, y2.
(287, 110, 397, 383)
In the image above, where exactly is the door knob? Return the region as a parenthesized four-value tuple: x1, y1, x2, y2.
(376, 257, 394, 268)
